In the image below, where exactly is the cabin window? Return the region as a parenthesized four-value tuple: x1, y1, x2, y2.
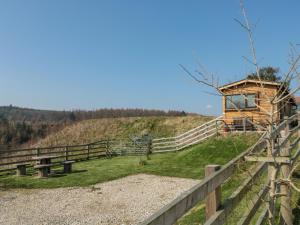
(246, 94, 256, 108)
(225, 94, 257, 110)
(226, 95, 245, 109)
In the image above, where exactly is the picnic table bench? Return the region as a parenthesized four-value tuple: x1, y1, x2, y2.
(34, 163, 55, 178)
(61, 160, 75, 173)
(16, 163, 30, 176)
(32, 155, 57, 178)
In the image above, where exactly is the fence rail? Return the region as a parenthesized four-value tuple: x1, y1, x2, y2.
(0, 116, 263, 173)
(152, 116, 223, 153)
(0, 117, 225, 172)
(139, 113, 300, 225)
(0, 138, 151, 172)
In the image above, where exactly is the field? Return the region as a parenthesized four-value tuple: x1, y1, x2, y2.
(1, 133, 299, 224)
(1, 134, 255, 189)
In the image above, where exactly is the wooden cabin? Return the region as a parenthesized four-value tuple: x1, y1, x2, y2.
(219, 79, 296, 130)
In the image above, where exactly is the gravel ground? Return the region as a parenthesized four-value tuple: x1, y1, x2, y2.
(0, 174, 199, 225)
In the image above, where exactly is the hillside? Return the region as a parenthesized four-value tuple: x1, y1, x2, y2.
(34, 115, 213, 147)
(0, 105, 191, 147)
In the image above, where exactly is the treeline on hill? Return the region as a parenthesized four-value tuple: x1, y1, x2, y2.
(0, 117, 54, 147)
(0, 105, 188, 147)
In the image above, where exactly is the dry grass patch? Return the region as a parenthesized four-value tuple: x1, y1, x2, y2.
(34, 115, 213, 147)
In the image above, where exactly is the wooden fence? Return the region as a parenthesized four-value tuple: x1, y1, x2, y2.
(0, 138, 150, 172)
(0, 116, 261, 173)
(151, 116, 263, 153)
(152, 116, 224, 153)
(139, 113, 300, 225)
(0, 117, 225, 172)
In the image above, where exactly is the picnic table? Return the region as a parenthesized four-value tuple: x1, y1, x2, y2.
(32, 155, 56, 177)
(32, 155, 56, 164)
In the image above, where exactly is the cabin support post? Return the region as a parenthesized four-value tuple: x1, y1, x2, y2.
(243, 118, 246, 133)
(205, 165, 221, 221)
(279, 117, 293, 225)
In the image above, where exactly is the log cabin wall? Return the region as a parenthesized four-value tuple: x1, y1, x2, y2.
(221, 82, 280, 127)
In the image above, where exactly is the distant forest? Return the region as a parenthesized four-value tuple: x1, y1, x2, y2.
(0, 105, 188, 147)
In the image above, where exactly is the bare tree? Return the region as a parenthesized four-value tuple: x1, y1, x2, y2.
(181, 1, 300, 224)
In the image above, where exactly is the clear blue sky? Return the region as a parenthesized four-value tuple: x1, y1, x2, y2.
(0, 0, 299, 115)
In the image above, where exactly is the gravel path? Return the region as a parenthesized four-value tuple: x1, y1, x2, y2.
(0, 174, 199, 225)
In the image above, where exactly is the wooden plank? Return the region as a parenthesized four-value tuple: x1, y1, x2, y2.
(0, 148, 106, 167)
(176, 130, 216, 147)
(177, 132, 217, 151)
(236, 186, 268, 225)
(204, 163, 267, 225)
(175, 117, 221, 139)
(152, 137, 175, 142)
(0, 140, 108, 154)
(0, 158, 37, 166)
(152, 140, 176, 146)
(176, 123, 216, 141)
(205, 165, 222, 220)
(279, 117, 293, 225)
(0, 148, 40, 154)
(0, 152, 38, 160)
(244, 156, 290, 164)
(152, 116, 222, 142)
(255, 207, 268, 225)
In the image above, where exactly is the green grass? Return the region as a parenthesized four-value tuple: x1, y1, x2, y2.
(0, 134, 257, 189)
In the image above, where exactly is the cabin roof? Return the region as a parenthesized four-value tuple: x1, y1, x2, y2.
(218, 79, 281, 91)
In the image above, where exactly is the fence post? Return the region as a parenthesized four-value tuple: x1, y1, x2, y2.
(175, 137, 179, 151)
(279, 116, 293, 225)
(106, 139, 110, 157)
(146, 138, 152, 160)
(205, 165, 221, 221)
(87, 144, 90, 160)
(65, 146, 69, 161)
(36, 148, 40, 156)
(243, 118, 246, 133)
(267, 125, 276, 225)
(215, 120, 219, 136)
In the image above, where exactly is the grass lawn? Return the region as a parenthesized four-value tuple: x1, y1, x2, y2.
(0, 134, 257, 189)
